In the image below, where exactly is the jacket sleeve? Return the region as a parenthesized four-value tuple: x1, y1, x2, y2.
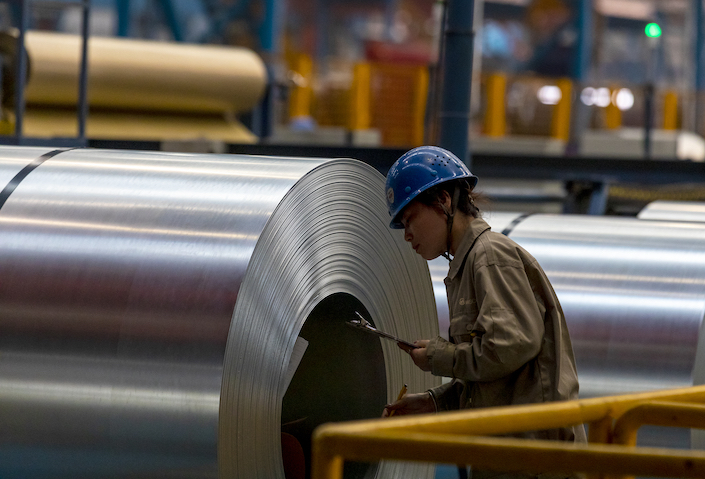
(426, 260, 545, 382)
(427, 379, 466, 411)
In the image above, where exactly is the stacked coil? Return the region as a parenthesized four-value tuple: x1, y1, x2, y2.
(0, 31, 268, 141)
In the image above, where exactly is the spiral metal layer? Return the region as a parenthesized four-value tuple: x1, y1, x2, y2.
(0, 147, 439, 478)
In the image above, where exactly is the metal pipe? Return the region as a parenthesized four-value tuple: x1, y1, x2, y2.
(13, 0, 29, 140)
(77, 0, 90, 142)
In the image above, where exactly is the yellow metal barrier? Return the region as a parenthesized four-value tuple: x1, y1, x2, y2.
(288, 53, 314, 120)
(484, 73, 507, 137)
(312, 385, 705, 479)
(551, 78, 572, 141)
(349, 63, 372, 131)
(611, 401, 705, 479)
(663, 90, 679, 130)
(605, 87, 622, 129)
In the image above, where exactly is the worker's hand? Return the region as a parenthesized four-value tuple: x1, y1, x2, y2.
(400, 339, 430, 371)
(382, 392, 435, 417)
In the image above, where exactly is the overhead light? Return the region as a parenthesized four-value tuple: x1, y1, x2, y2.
(537, 85, 562, 105)
(595, 88, 612, 108)
(613, 88, 635, 110)
(581, 87, 596, 105)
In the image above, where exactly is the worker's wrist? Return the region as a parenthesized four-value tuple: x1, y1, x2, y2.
(427, 390, 438, 412)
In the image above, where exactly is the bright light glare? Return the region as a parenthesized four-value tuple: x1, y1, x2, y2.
(613, 88, 635, 110)
(581, 87, 596, 105)
(595, 87, 611, 107)
(582, 86, 627, 108)
(537, 85, 562, 105)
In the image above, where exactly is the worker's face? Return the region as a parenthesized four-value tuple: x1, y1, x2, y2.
(400, 200, 448, 260)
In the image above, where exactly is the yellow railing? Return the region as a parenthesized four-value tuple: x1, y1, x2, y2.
(311, 385, 705, 479)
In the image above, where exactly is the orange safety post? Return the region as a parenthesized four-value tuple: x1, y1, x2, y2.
(483, 73, 507, 137)
(288, 53, 314, 120)
(605, 87, 622, 129)
(551, 78, 572, 141)
(411, 65, 429, 145)
(663, 90, 679, 130)
(349, 62, 372, 131)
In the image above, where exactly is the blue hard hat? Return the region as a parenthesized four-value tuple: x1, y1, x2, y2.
(385, 146, 478, 229)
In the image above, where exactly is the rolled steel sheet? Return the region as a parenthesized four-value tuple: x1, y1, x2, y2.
(505, 215, 705, 399)
(638, 200, 705, 223)
(427, 212, 705, 449)
(0, 31, 267, 113)
(430, 212, 705, 398)
(0, 147, 439, 478)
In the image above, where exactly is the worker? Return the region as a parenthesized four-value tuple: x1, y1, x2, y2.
(382, 145, 586, 475)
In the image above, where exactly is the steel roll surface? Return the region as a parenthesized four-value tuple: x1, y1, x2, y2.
(638, 200, 705, 223)
(504, 215, 705, 399)
(431, 212, 705, 398)
(428, 211, 705, 449)
(0, 147, 439, 478)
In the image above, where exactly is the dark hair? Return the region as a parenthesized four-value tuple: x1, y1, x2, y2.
(415, 179, 484, 218)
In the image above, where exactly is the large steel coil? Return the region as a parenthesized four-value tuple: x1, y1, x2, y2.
(0, 147, 439, 478)
(432, 211, 705, 398)
(432, 210, 705, 450)
(638, 200, 705, 223)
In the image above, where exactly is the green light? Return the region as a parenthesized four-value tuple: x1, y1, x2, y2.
(645, 23, 662, 38)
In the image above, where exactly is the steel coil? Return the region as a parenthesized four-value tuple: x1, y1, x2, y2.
(429, 210, 705, 450)
(0, 147, 439, 478)
(638, 200, 705, 223)
(431, 210, 705, 398)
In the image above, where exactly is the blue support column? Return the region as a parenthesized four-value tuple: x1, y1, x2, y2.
(438, 0, 475, 168)
(315, 0, 327, 60)
(564, 0, 593, 158)
(259, 0, 284, 53)
(384, 0, 399, 40)
(116, 0, 130, 37)
(254, 0, 285, 140)
(695, 0, 705, 134)
(77, 0, 90, 141)
(697, 0, 705, 90)
(571, 0, 592, 81)
(157, 0, 183, 41)
(14, 0, 30, 140)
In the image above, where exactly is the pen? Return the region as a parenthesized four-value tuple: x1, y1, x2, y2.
(388, 383, 407, 417)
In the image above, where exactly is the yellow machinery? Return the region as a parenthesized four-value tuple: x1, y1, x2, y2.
(312, 385, 705, 479)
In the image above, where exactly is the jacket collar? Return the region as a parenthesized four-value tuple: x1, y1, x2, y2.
(447, 217, 491, 279)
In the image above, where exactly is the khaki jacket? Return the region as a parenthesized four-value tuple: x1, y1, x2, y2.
(427, 218, 586, 443)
